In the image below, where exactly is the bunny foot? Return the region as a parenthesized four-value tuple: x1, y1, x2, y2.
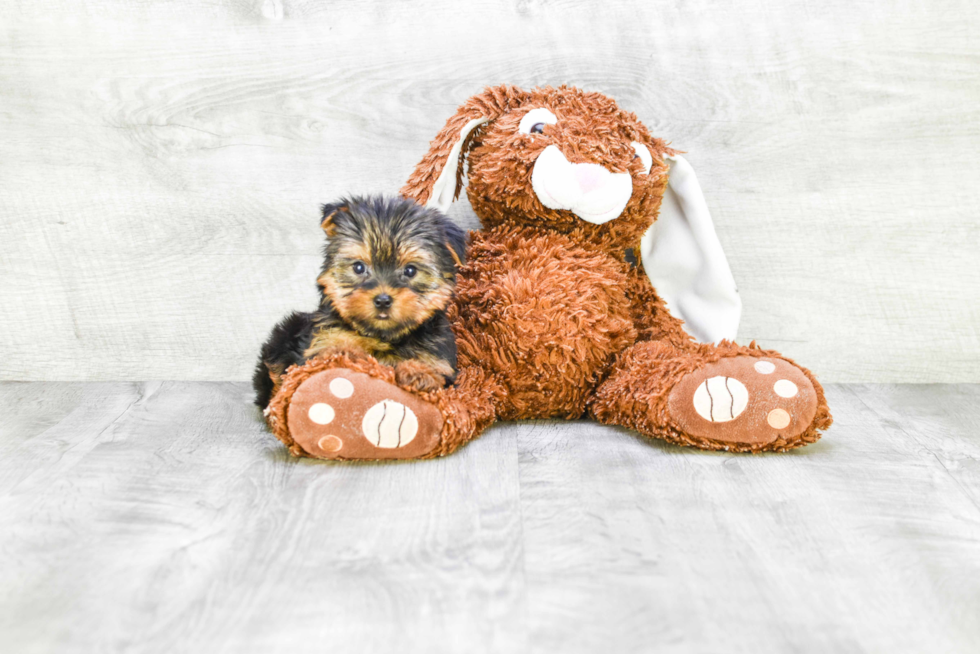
(667, 356, 818, 448)
(285, 368, 444, 460)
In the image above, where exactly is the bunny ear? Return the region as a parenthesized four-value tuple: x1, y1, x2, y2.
(401, 85, 529, 211)
(640, 155, 742, 344)
(423, 116, 490, 213)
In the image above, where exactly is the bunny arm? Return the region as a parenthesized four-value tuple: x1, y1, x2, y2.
(624, 262, 698, 350)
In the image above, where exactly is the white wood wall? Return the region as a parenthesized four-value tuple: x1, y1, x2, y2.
(1, 0, 977, 382)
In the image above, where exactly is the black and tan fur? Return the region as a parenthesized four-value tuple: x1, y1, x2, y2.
(253, 195, 466, 408)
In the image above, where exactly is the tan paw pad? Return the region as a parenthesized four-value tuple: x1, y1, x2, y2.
(668, 356, 818, 446)
(286, 369, 443, 460)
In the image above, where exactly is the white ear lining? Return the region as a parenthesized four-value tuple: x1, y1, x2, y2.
(640, 155, 742, 344)
(425, 117, 490, 213)
(631, 141, 653, 174)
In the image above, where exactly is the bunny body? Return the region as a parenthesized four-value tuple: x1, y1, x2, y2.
(263, 85, 832, 460)
(450, 224, 638, 420)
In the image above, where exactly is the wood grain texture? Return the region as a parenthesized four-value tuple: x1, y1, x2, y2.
(0, 0, 978, 382)
(1, 382, 979, 653)
(0, 381, 526, 654)
(515, 386, 980, 653)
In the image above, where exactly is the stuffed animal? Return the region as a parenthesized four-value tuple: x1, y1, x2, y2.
(263, 85, 832, 460)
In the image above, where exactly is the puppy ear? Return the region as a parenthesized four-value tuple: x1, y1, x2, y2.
(639, 155, 741, 344)
(442, 220, 467, 268)
(401, 85, 530, 213)
(320, 201, 348, 236)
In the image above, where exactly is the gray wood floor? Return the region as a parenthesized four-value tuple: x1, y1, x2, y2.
(1, 382, 978, 653)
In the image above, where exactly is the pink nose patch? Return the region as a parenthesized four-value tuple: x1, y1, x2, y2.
(574, 165, 606, 194)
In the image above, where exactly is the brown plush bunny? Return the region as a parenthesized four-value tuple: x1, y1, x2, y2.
(264, 85, 832, 460)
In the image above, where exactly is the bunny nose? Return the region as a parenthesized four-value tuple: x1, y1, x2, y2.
(373, 294, 392, 309)
(531, 145, 632, 224)
(574, 164, 606, 194)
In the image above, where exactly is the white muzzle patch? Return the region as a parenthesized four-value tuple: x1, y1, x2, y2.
(530, 145, 633, 224)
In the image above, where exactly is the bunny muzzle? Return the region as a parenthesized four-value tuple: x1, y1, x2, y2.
(530, 145, 633, 225)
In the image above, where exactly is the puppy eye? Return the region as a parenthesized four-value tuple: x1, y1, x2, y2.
(403, 265, 417, 278)
(631, 141, 653, 175)
(352, 261, 366, 275)
(519, 108, 558, 135)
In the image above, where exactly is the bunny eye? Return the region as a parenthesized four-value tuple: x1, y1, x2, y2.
(519, 108, 558, 135)
(631, 141, 653, 175)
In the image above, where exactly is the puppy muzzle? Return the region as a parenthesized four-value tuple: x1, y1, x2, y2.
(531, 145, 633, 224)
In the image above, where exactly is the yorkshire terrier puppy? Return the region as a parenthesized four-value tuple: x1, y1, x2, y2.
(253, 195, 466, 409)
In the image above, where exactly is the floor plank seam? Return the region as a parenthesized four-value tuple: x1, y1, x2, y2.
(511, 426, 533, 648)
(845, 384, 980, 517)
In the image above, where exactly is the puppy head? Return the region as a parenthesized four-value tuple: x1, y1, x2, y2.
(317, 196, 465, 341)
(401, 85, 674, 254)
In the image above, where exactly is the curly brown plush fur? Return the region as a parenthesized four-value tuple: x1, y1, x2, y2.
(266, 84, 832, 460)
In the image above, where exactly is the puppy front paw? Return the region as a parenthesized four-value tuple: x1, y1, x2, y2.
(394, 360, 450, 393)
(309, 346, 374, 364)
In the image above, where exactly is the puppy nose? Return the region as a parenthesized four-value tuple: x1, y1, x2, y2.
(373, 293, 393, 309)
